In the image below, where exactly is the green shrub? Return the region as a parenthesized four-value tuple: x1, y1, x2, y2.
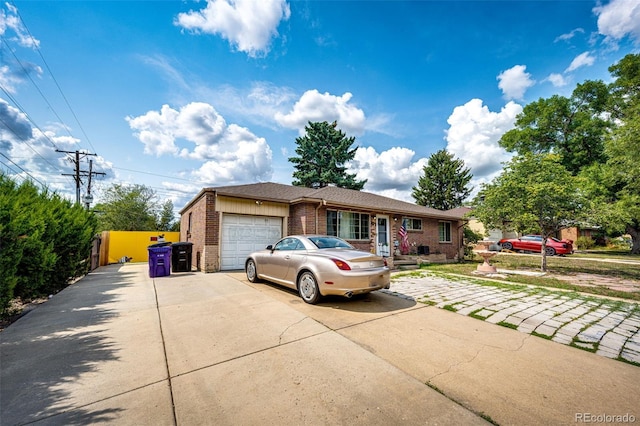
(0, 174, 97, 315)
(463, 226, 484, 260)
(576, 236, 596, 250)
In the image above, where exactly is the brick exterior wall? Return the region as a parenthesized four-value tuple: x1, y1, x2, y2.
(288, 204, 323, 235)
(181, 192, 219, 272)
(560, 227, 579, 242)
(392, 217, 462, 260)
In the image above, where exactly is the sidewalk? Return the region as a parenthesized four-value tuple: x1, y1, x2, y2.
(384, 272, 640, 365)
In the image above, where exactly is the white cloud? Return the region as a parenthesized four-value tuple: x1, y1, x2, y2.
(127, 105, 181, 156)
(0, 65, 20, 95)
(565, 51, 596, 72)
(594, 0, 640, 45)
(555, 28, 585, 43)
(175, 0, 290, 58)
(190, 135, 273, 185)
(445, 99, 522, 191)
(0, 3, 40, 48)
(126, 102, 273, 185)
(329, 100, 523, 202)
(218, 81, 297, 126)
(275, 90, 366, 135)
(348, 146, 427, 196)
(545, 73, 568, 87)
(0, 4, 43, 93)
(0, 98, 32, 144)
(497, 65, 535, 101)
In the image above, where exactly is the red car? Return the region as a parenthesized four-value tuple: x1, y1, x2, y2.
(498, 235, 573, 256)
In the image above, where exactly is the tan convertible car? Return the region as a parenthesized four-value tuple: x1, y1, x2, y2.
(245, 235, 391, 304)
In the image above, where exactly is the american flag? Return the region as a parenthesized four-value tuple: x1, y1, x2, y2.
(398, 219, 409, 254)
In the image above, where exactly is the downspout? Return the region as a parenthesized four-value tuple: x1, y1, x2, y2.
(315, 199, 326, 234)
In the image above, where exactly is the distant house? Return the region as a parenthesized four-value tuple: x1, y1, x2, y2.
(179, 182, 466, 272)
(447, 206, 517, 242)
(456, 206, 594, 245)
(560, 225, 604, 244)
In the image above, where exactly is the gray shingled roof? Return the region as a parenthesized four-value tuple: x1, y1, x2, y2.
(182, 182, 464, 220)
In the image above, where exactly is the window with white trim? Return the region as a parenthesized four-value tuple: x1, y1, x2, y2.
(326, 211, 370, 240)
(439, 221, 452, 243)
(404, 217, 422, 231)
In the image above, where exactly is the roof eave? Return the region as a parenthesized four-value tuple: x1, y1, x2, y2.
(290, 196, 464, 220)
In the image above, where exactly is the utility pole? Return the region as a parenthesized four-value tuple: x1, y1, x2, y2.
(83, 159, 104, 209)
(57, 150, 105, 207)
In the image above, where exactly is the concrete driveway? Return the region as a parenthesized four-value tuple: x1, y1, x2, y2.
(1, 263, 639, 425)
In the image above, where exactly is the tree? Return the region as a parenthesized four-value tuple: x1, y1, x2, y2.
(289, 121, 366, 190)
(472, 153, 584, 271)
(412, 149, 472, 210)
(96, 184, 159, 231)
(581, 54, 640, 254)
(608, 53, 640, 120)
(499, 80, 611, 175)
(157, 199, 179, 231)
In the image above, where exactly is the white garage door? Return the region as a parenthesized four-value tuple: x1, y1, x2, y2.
(220, 214, 283, 270)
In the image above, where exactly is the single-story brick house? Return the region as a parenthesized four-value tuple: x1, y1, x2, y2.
(179, 182, 466, 272)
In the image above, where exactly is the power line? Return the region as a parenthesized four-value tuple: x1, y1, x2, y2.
(0, 152, 47, 187)
(11, 6, 98, 154)
(0, 36, 77, 140)
(0, 83, 62, 150)
(112, 166, 195, 183)
(0, 114, 64, 173)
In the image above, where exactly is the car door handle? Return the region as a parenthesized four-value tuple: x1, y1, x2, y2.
(284, 255, 291, 260)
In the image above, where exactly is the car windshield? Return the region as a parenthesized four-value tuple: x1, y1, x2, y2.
(308, 236, 354, 249)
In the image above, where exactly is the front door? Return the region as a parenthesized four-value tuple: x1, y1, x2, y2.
(376, 216, 390, 257)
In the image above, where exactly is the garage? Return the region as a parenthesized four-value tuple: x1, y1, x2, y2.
(220, 214, 283, 270)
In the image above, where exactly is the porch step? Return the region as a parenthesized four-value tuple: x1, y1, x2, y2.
(393, 258, 420, 270)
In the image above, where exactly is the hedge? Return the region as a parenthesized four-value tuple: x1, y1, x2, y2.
(0, 174, 97, 315)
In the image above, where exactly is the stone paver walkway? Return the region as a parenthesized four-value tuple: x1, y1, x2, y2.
(383, 273, 640, 365)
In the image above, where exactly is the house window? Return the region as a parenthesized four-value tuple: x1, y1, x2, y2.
(439, 221, 452, 243)
(404, 217, 422, 231)
(326, 211, 370, 240)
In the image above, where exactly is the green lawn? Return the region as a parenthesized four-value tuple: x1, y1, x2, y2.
(572, 249, 637, 260)
(416, 253, 640, 302)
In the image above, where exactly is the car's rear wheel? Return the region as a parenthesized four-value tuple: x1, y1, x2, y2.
(545, 247, 556, 256)
(501, 242, 513, 251)
(246, 259, 260, 283)
(298, 271, 321, 304)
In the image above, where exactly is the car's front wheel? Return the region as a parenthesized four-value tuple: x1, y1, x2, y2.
(545, 247, 556, 256)
(298, 271, 321, 304)
(501, 242, 513, 251)
(246, 259, 260, 283)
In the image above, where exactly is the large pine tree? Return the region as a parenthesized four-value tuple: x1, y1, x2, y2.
(412, 149, 472, 210)
(289, 121, 366, 190)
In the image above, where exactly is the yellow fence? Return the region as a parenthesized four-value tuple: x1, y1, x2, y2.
(100, 231, 181, 265)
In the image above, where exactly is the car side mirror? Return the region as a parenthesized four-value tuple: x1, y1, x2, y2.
(266, 245, 273, 251)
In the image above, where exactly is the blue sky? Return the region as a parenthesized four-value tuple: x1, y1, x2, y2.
(1, 0, 639, 215)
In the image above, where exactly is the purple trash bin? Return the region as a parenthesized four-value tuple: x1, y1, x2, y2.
(148, 245, 172, 278)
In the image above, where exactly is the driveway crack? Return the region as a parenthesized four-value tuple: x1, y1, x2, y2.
(279, 317, 308, 345)
(427, 333, 530, 383)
